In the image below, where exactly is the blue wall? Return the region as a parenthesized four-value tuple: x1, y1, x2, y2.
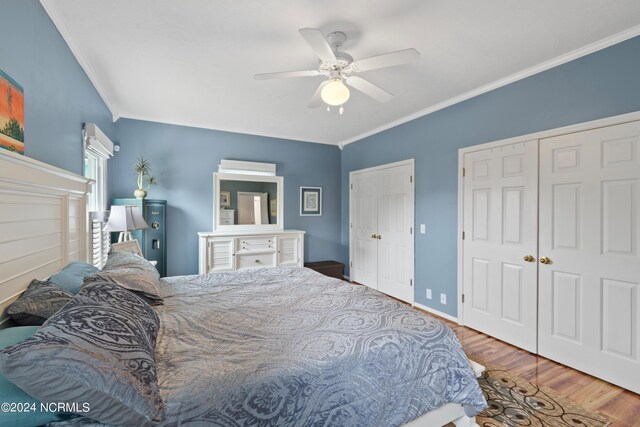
(341, 35, 640, 317)
(0, 0, 114, 174)
(110, 119, 341, 276)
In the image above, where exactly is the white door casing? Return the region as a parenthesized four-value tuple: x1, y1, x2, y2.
(538, 121, 640, 393)
(462, 140, 539, 352)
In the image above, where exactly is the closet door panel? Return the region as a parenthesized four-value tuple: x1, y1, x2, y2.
(350, 170, 378, 288)
(463, 140, 538, 352)
(539, 121, 640, 393)
(376, 164, 414, 303)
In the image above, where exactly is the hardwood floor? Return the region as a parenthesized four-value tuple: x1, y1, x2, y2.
(430, 312, 640, 426)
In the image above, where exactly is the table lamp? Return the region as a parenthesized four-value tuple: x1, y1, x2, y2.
(104, 205, 148, 242)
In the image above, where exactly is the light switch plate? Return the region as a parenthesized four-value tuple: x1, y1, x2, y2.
(426, 289, 432, 299)
(420, 224, 426, 234)
(440, 293, 447, 305)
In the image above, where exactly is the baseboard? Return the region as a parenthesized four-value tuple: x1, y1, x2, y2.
(413, 302, 458, 323)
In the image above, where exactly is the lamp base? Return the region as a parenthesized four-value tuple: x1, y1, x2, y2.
(117, 232, 134, 242)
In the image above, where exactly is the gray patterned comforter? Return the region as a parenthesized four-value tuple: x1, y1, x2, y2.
(152, 267, 486, 426)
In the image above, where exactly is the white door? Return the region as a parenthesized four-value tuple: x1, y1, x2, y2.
(377, 164, 414, 303)
(350, 161, 415, 304)
(538, 121, 640, 393)
(463, 140, 539, 352)
(350, 170, 378, 288)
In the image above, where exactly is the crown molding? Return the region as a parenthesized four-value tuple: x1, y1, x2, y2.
(40, 0, 120, 122)
(340, 24, 640, 147)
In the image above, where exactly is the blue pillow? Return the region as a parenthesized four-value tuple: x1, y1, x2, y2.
(48, 261, 99, 294)
(0, 326, 66, 427)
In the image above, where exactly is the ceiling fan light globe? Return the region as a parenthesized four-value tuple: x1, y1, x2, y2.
(321, 79, 350, 106)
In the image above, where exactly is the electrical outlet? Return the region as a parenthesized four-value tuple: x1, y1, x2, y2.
(420, 224, 426, 234)
(440, 293, 447, 305)
(426, 289, 432, 299)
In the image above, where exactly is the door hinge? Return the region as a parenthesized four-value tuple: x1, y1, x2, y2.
(462, 294, 465, 303)
(410, 227, 412, 234)
(462, 167, 466, 177)
(410, 279, 413, 287)
(350, 261, 353, 267)
(350, 183, 353, 190)
(462, 231, 465, 240)
(350, 222, 353, 228)
(410, 175, 413, 183)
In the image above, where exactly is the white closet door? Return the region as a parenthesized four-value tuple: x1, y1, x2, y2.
(351, 170, 378, 288)
(463, 140, 538, 352)
(377, 164, 414, 303)
(539, 121, 640, 393)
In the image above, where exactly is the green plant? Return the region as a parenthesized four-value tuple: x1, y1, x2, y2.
(0, 118, 24, 142)
(134, 157, 157, 190)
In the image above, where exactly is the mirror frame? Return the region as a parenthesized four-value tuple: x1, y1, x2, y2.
(213, 172, 284, 231)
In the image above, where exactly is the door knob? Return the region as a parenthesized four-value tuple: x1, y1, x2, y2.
(377, 235, 382, 239)
(524, 255, 535, 262)
(371, 234, 377, 239)
(539, 257, 552, 265)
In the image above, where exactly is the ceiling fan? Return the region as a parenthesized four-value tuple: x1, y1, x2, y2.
(254, 28, 420, 113)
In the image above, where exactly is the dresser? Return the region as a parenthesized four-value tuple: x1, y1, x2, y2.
(219, 209, 235, 225)
(198, 230, 304, 274)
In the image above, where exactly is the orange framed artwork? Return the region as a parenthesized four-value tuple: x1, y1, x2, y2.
(0, 69, 24, 155)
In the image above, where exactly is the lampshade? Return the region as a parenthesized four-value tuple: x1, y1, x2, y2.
(321, 79, 350, 106)
(104, 205, 148, 233)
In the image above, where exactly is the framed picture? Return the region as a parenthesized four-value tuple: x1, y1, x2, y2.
(270, 198, 277, 216)
(220, 191, 231, 207)
(0, 69, 25, 155)
(300, 187, 322, 216)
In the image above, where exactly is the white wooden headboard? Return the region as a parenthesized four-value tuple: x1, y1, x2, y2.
(0, 149, 91, 324)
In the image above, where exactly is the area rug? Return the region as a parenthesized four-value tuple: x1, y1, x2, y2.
(469, 361, 610, 427)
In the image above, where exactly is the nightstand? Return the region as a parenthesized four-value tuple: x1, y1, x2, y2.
(304, 261, 345, 280)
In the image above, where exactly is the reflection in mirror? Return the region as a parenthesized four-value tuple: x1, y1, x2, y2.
(219, 180, 277, 225)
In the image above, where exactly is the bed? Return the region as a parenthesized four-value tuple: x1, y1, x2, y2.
(0, 149, 486, 426)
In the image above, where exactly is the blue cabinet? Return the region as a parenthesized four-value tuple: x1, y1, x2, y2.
(111, 199, 167, 277)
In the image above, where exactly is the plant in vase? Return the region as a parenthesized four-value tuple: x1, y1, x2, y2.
(133, 157, 157, 199)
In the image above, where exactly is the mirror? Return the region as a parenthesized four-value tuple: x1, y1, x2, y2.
(214, 173, 283, 231)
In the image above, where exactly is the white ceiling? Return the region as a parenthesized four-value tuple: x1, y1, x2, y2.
(41, 0, 640, 146)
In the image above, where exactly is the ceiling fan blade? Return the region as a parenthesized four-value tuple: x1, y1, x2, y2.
(254, 70, 320, 80)
(308, 81, 329, 108)
(346, 76, 393, 103)
(351, 48, 420, 72)
(299, 28, 336, 63)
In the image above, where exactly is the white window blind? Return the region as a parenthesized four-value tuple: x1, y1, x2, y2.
(89, 211, 110, 269)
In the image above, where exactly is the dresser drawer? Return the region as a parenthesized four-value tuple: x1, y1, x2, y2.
(236, 236, 275, 253)
(220, 218, 234, 225)
(236, 252, 277, 269)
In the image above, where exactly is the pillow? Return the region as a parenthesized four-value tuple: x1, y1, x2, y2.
(0, 326, 67, 427)
(86, 251, 163, 305)
(48, 261, 99, 294)
(0, 281, 164, 427)
(7, 280, 73, 326)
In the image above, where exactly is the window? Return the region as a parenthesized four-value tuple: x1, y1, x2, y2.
(83, 123, 114, 267)
(85, 149, 107, 212)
